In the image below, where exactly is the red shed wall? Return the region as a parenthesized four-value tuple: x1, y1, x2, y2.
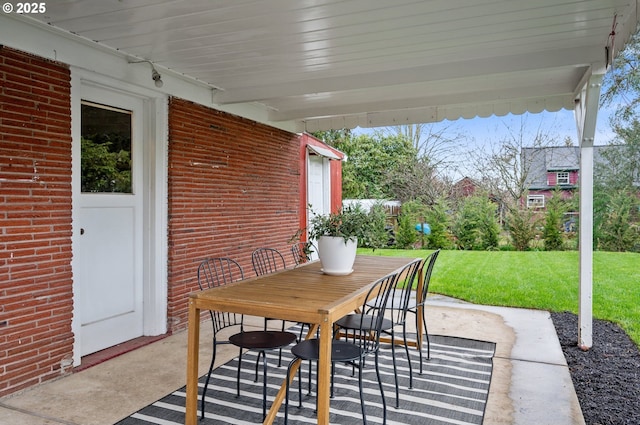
(330, 159, 343, 213)
(297, 133, 344, 237)
(0, 46, 74, 397)
(167, 98, 301, 331)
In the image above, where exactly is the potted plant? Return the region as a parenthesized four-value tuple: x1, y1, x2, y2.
(305, 203, 387, 275)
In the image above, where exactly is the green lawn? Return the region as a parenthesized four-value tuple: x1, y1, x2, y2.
(358, 248, 640, 347)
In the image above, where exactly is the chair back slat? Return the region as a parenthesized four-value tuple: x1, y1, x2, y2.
(417, 249, 440, 306)
(291, 242, 315, 266)
(252, 247, 287, 275)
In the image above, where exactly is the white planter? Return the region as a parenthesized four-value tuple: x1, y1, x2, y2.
(317, 236, 357, 275)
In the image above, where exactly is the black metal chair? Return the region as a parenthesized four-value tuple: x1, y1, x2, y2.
(197, 257, 297, 420)
(404, 249, 440, 373)
(291, 241, 315, 266)
(284, 271, 399, 425)
(335, 257, 422, 408)
(251, 247, 290, 366)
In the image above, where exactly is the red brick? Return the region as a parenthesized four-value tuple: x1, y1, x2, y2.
(0, 46, 73, 398)
(166, 97, 301, 331)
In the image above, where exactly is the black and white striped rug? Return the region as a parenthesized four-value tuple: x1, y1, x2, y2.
(116, 333, 495, 425)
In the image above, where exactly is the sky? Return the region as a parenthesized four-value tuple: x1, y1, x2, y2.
(351, 102, 621, 181)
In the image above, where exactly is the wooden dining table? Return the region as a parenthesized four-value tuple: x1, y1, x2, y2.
(184, 254, 420, 425)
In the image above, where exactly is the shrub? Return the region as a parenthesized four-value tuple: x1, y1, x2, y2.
(395, 213, 418, 249)
(425, 198, 454, 249)
(543, 190, 565, 251)
(453, 195, 500, 250)
(598, 189, 640, 252)
(507, 206, 537, 251)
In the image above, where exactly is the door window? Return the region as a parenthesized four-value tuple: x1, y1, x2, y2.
(81, 101, 133, 193)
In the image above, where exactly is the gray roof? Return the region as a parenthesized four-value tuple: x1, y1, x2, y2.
(522, 146, 624, 190)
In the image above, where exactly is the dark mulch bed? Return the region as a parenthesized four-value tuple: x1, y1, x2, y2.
(551, 312, 640, 425)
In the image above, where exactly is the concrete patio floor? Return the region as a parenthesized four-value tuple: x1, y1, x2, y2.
(0, 297, 586, 425)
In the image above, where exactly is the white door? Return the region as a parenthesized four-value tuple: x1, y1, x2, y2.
(76, 87, 144, 356)
(307, 154, 331, 260)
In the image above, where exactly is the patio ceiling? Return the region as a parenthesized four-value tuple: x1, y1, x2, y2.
(20, 0, 640, 131)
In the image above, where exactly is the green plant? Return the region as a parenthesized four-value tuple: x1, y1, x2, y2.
(306, 203, 386, 249)
(81, 137, 132, 193)
(506, 205, 538, 251)
(395, 213, 418, 249)
(598, 189, 640, 252)
(396, 200, 429, 248)
(453, 195, 500, 250)
(425, 198, 454, 250)
(543, 189, 566, 251)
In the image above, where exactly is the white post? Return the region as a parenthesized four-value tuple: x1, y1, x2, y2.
(578, 145, 594, 349)
(574, 73, 603, 349)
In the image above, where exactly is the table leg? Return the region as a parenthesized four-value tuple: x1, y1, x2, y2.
(263, 324, 319, 425)
(185, 299, 200, 425)
(416, 304, 424, 351)
(316, 320, 332, 425)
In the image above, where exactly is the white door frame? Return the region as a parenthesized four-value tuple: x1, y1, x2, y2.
(70, 68, 168, 365)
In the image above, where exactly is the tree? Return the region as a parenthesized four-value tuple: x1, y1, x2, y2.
(310, 129, 352, 147)
(453, 195, 500, 250)
(597, 189, 640, 252)
(593, 121, 640, 247)
(597, 120, 640, 191)
(425, 198, 454, 249)
(398, 200, 429, 248)
(395, 213, 418, 249)
(506, 205, 538, 251)
(81, 137, 132, 193)
(386, 157, 451, 204)
(379, 123, 466, 170)
(602, 30, 640, 123)
(332, 134, 417, 199)
(543, 189, 566, 251)
(468, 115, 564, 206)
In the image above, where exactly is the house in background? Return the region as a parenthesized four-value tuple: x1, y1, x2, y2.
(523, 146, 581, 208)
(451, 177, 480, 200)
(523, 145, 640, 209)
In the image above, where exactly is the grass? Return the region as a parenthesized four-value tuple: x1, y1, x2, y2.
(358, 248, 640, 347)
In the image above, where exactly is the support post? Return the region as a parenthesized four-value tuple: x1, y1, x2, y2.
(574, 72, 603, 349)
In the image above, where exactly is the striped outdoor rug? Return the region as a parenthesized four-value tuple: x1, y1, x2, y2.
(115, 332, 495, 425)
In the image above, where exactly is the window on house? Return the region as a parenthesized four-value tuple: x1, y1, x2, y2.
(557, 172, 570, 185)
(527, 194, 545, 208)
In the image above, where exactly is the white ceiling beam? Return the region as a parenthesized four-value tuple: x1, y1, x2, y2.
(214, 47, 603, 104)
(269, 86, 576, 122)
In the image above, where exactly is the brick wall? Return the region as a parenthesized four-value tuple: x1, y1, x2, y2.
(167, 98, 301, 331)
(0, 46, 73, 397)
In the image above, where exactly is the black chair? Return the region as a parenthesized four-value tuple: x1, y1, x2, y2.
(251, 247, 290, 366)
(291, 241, 315, 266)
(405, 249, 440, 373)
(284, 271, 400, 425)
(251, 247, 288, 275)
(335, 257, 422, 408)
(197, 257, 297, 420)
